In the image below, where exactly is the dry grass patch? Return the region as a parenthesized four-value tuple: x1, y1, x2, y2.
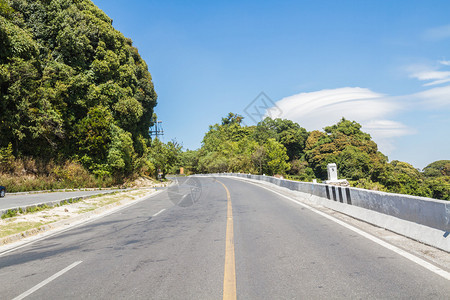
(0, 188, 157, 241)
(0, 221, 46, 238)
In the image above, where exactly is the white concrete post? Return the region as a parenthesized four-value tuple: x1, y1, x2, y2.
(327, 163, 338, 181)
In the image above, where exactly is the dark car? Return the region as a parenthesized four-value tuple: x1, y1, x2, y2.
(0, 186, 5, 197)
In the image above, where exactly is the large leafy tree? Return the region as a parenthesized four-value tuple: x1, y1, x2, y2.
(254, 117, 308, 160)
(199, 114, 255, 173)
(264, 138, 290, 175)
(423, 160, 450, 177)
(0, 0, 157, 176)
(202, 113, 252, 153)
(305, 118, 386, 180)
(424, 176, 450, 200)
(196, 114, 291, 175)
(148, 139, 182, 178)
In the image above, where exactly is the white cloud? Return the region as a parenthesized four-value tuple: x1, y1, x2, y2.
(423, 24, 450, 41)
(270, 87, 395, 126)
(264, 82, 450, 156)
(423, 78, 450, 86)
(271, 87, 398, 130)
(266, 87, 411, 154)
(407, 62, 450, 86)
(439, 60, 450, 66)
(411, 70, 450, 81)
(362, 120, 416, 154)
(414, 85, 450, 107)
(363, 120, 414, 137)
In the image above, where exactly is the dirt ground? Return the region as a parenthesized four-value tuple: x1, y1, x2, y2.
(0, 178, 169, 243)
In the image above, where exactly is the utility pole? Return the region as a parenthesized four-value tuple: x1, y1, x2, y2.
(149, 114, 164, 138)
(149, 114, 164, 181)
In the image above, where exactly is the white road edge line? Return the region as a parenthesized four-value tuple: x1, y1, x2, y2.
(153, 209, 166, 217)
(12, 261, 83, 300)
(237, 178, 450, 281)
(0, 189, 166, 257)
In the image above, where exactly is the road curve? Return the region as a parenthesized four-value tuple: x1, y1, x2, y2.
(0, 176, 449, 299)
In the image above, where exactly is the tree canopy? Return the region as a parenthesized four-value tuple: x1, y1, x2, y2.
(0, 0, 157, 177)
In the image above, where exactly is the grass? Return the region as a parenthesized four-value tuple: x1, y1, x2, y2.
(1, 209, 19, 219)
(0, 173, 117, 193)
(0, 159, 119, 193)
(0, 221, 46, 238)
(0, 192, 126, 220)
(0, 188, 157, 240)
(74, 195, 134, 213)
(76, 207, 97, 214)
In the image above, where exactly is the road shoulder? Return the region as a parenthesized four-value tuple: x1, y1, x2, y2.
(0, 187, 165, 251)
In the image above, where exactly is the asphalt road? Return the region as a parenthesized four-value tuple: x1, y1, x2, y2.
(0, 190, 124, 211)
(0, 176, 449, 299)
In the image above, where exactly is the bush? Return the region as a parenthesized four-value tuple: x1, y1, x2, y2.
(0, 158, 116, 192)
(351, 178, 387, 192)
(0, 143, 15, 173)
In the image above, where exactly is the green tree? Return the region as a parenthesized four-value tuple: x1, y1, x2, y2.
(0, 0, 14, 18)
(107, 124, 136, 177)
(265, 138, 290, 175)
(179, 149, 200, 175)
(197, 151, 228, 173)
(424, 176, 450, 200)
(288, 159, 315, 181)
(379, 160, 437, 196)
(337, 145, 372, 180)
(305, 118, 384, 180)
(148, 139, 182, 178)
(221, 112, 243, 126)
(0, 142, 14, 172)
(254, 117, 309, 160)
(423, 160, 450, 177)
(0, 0, 157, 180)
(251, 144, 266, 175)
(75, 105, 112, 169)
(202, 114, 253, 153)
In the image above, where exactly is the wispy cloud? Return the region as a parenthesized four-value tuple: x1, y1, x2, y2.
(363, 120, 414, 138)
(362, 120, 416, 154)
(267, 87, 409, 154)
(414, 85, 450, 108)
(407, 62, 450, 86)
(413, 73, 450, 86)
(423, 24, 450, 41)
(272, 87, 395, 125)
(266, 83, 450, 155)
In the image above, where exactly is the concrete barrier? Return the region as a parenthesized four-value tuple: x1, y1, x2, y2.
(0, 190, 123, 218)
(198, 173, 450, 252)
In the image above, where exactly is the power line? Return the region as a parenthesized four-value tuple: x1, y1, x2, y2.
(149, 117, 164, 138)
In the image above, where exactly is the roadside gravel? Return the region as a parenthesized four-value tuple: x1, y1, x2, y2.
(0, 186, 165, 246)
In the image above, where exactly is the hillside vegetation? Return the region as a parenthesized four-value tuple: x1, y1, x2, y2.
(179, 113, 450, 201)
(0, 0, 181, 190)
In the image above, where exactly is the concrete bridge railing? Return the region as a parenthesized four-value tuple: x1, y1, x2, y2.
(198, 173, 450, 252)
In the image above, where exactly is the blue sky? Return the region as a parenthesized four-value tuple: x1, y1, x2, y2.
(93, 0, 450, 169)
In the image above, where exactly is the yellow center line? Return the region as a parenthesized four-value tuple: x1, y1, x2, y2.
(216, 179, 236, 300)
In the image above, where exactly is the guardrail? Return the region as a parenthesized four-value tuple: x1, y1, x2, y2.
(0, 190, 124, 218)
(197, 173, 450, 252)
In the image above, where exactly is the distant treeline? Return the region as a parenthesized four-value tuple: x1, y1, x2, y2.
(178, 113, 450, 201)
